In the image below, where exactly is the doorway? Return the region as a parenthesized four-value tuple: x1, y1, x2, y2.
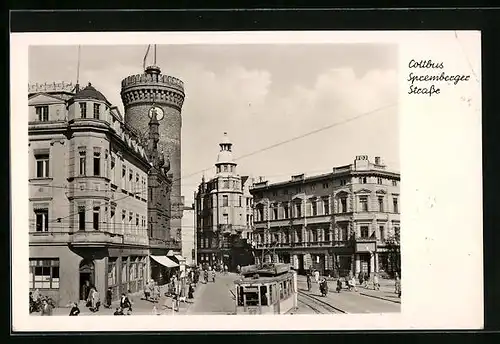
(79, 259, 95, 301)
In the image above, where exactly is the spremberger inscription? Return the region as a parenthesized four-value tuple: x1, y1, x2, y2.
(407, 59, 471, 97)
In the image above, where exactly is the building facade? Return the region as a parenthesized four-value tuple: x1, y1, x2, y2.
(194, 133, 254, 271)
(250, 155, 400, 278)
(121, 65, 185, 243)
(181, 204, 196, 266)
(29, 82, 151, 307)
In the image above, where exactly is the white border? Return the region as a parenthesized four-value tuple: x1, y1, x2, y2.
(11, 31, 483, 331)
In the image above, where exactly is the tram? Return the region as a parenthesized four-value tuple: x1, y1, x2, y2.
(234, 263, 298, 315)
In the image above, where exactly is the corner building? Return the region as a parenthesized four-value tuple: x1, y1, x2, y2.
(121, 65, 185, 243)
(29, 83, 150, 307)
(194, 133, 254, 271)
(250, 156, 400, 277)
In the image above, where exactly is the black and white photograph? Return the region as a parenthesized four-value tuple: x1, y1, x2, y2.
(11, 31, 482, 331)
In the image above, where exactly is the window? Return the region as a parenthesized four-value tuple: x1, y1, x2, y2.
(361, 226, 369, 238)
(223, 165, 228, 172)
(122, 210, 126, 232)
(379, 226, 385, 241)
(93, 206, 100, 230)
(323, 183, 329, 189)
(359, 177, 367, 184)
(222, 195, 228, 206)
(246, 214, 250, 226)
(122, 166, 126, 189)
(311, 201, 317, 216)
(136, 174, 140, 195)
(93, 103, 100, 119)
(360, 196, 368, 211)
(392, 180, 398, 186)
(129, 170, 133, 191)
(310, 184, 316, 191)
(78, 150, 86, 175)
(216, 166, 221, 173)
(341, 198, 347, 213)
(78, 205, 86, 231)
(35, 154, 50, 178)
(273, 207, 278, 220)
(29, 259, 60, 289)
(223, 214, 229, 224)
(295, 202, 302, 218)
(378, 197, 384, 212)
(223, 180, 229, 189)
(93, 151, 101, 176)
(239, 196, 242, 207)
(80, 103, 87, 118)
(393, 198, 399, 213)
(35, 106, 49, 122)
(377, 177, 383, 185)
(35, 208, 49, 232)
(272, 191, 277, 197)
(258, 207, 264, 221)
(284, 204, 289, 219)
(296, 186, 302, 193)
(136, 214, 139, 228)
(323, 198, 330, 215)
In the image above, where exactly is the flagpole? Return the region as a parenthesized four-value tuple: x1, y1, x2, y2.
(75, 45, 81, 92)
(143, 44, 151, 71)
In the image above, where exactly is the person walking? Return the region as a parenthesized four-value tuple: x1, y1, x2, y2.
(144, 281, 151, 301)
(40, 299, 53, 316)
(373, 273, 380, 290)
(105, 287, 112, 308)
(350, 275, 358, 292)
(69, 302, 80, 316)
(314, 270, 320, 284)
(395, 273, 401, 295)
(306, 273, 312, 292)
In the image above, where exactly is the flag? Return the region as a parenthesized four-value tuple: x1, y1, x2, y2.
(143, 45, 151, 70)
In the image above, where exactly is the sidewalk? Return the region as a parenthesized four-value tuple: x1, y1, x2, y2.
(31, 282, 208, 316)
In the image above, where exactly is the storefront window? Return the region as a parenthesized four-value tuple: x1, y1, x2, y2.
(29, 259, 59, 289)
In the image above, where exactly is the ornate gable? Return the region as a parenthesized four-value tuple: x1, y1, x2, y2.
(354, 188, 372, 194)
(28, 93, 66, 106)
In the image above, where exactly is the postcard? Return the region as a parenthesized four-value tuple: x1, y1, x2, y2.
(11, 30, 482, 331)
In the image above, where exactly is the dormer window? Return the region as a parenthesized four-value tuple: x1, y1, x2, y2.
(94, 104, 100, 119)
(80, 103, 87, 118)
(35, 106, 49, 122)
(223, 165, 228, 172)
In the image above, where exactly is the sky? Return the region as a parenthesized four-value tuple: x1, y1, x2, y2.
(29, 44, 399, 205)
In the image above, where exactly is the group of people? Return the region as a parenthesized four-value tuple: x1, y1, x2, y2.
(305, 269, 401, 297)
(29, 289, 55, 315)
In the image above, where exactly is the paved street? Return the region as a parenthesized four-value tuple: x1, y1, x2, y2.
(186, 272, 239, 315)
(295, 276, 400, 314)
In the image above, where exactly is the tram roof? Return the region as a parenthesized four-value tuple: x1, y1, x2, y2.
(234, 271, 295, 286)
(240, 263, 292, 277)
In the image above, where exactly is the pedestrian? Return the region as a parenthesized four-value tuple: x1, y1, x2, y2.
(373, 273, 380, 290)
(82, 280, 90, 302)
(395, 273, 401, 295)
(144, 281, 151, 301)
(336, 277, 343, 293)
(350, 276, 358, 292)
(40, 299, 53, 316)
(154, 282, 160, 302)
(91, 287, 100, 312)
(114, 306, 125, 315)
(237, 265, 241, 274)
(106, 287, 112, 308)
(188, 283, 195, 299)
(120, 292, 132, 314)
(314, 270, 320, 284)
(224, 264, 228, 274)
(69, 302, 80, 316)
(306, 273, 312, 291)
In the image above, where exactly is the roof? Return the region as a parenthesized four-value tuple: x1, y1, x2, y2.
(70, 83, 109, 104)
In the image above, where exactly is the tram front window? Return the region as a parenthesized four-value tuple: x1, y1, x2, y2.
(245, 292, 259, 306)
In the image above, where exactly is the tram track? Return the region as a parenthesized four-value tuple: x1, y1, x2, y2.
(297, 290, 347, 314)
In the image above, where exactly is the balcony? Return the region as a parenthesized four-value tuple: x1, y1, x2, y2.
(29, 231, 71, 245)
(254, 240, 351, 250)
(70, 230, 125, 247)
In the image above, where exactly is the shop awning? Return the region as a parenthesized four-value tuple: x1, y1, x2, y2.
(150, 255, 179, 268)
(174, 255, 186, 262)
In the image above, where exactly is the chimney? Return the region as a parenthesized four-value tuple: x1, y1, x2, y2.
(375, 157, 381, 165)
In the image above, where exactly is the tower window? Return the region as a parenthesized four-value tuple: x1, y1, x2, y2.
(79, 150, 86, 175)
(78, 206, 86, 231)
(93, 103, 100, 119)
(35, 208, 49, 232)
(223, 195, 228, 206)
(93, 151, 101, 176)
(93, 206, 100, 230)
(80, 103, 87, 118)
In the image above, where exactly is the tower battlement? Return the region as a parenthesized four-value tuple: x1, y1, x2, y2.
(120, 71, 185, 110)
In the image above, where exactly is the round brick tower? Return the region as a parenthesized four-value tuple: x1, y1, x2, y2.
(121, 65, 185, 238)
